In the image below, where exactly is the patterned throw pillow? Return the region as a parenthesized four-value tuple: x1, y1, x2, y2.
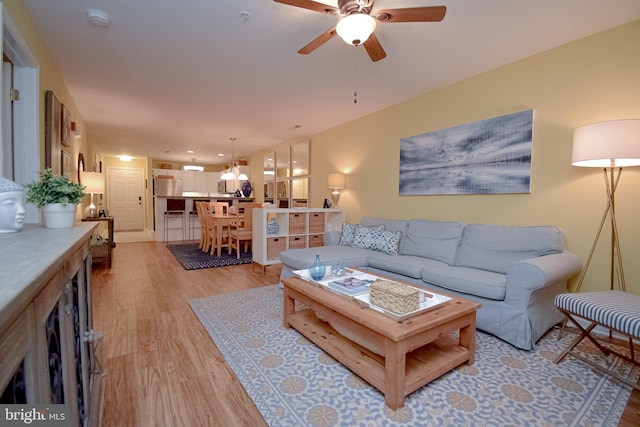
(371, 230, 403, 256)
(338, 223, 357, 246)
(350, 225, 384, 249)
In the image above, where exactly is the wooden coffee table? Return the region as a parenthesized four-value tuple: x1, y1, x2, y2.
(282, 275, 481, 410)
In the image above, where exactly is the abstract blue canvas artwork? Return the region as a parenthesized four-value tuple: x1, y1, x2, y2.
(399, 109, 533, 195)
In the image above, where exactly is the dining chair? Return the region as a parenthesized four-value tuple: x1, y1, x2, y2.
(208, 202, 232, 256)
(227, 202, 261, 258)
(189, 199, 208, 242)
(211, 202, 229, 217)
(195, 202, 208, 250)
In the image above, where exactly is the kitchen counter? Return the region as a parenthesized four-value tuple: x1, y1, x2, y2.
(154, 194, 255, 242)
(156, 192, 255, 201)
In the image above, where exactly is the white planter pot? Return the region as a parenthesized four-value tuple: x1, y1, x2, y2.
(41, 203, 77, 229)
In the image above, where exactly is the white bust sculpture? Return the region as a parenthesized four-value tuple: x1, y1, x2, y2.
(0, 177, 26, 233)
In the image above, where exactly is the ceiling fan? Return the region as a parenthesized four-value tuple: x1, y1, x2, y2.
(274, 0, 446, 62)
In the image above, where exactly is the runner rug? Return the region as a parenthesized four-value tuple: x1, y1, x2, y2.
(189, 285, 638, 426)
(166, 242, 252, 270)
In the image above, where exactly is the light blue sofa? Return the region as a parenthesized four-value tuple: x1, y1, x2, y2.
(279, 216, 583, 350)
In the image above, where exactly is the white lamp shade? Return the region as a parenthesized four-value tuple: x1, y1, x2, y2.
(336, 14, 376, 46)
(328, 173, 345, 189)
(571, 119, 640, 167)
(80, 171, 105, 194)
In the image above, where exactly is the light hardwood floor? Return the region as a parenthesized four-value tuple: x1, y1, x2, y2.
(92, 241, 640, 426)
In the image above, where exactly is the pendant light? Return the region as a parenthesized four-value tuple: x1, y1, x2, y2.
(222, 138, 248, 181)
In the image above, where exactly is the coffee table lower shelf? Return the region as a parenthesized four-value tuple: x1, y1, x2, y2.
(287, 308, 471, 408)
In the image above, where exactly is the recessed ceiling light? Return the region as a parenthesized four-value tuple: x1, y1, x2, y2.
(118, 155, 132, 162)
(217, 153, 225, 157)
(186, 150, 194, 154)
(87, 9, 110, 27)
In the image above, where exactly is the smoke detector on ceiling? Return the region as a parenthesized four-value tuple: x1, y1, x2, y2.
(87, 9, 110, 27)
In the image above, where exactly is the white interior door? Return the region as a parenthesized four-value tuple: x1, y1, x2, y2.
(108, 167, 144, 231)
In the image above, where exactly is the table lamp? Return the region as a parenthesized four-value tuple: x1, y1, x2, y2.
(328, 173, 345, 208)
(80, 171, 105, 218)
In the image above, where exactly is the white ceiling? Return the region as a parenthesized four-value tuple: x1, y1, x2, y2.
(23, 0, 640, 165)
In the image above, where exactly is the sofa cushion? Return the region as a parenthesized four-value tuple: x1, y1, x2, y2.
(279, 246, 372, 270)
(350, 225, 384, 249)
(421, 264, 507, 300)
(338, 223, 357, 246)
(455, 224, 564, 274)
(367, 253, 446, 279)
(360, 216, 409, 234)
(371, 230, 403, 255)
(401, 219, 464, 265)
(361, 216, 408, 248)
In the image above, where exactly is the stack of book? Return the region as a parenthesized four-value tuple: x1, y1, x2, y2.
(328, 277, 372, 295)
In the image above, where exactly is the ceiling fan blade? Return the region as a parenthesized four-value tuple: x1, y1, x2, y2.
(376, 6, 446, 23)
(363, 33, 386, 62)
(273, 0, 339, 15)
(298, 28, 337, 55)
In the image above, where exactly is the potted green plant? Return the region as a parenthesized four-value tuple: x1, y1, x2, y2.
(24, 168, 86, 228)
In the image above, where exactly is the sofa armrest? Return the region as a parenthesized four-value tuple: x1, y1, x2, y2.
(323, 230, 342, 246)
(504, 251, 582, 301)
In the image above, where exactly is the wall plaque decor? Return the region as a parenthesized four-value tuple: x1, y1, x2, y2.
(44, 90, 62, 174)
(61, 150, 73, 178)
(399, 109, 533, 195)
(61, 104, 71, 147)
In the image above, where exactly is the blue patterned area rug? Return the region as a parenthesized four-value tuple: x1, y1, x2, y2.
(166, 243, 252, 270)
(189, 285, 638, 426)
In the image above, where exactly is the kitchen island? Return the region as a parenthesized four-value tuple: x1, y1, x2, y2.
(154, 193, 255, 242)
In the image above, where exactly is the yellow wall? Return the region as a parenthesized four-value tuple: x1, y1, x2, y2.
(3, 1, 91, 213)
(310, 20, 640, 294)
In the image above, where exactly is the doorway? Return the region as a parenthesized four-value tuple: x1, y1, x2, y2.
(107, 167, 144, 231)
(1, 6, 40, 224)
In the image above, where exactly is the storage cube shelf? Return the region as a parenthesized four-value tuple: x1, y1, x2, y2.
(253, 208, 344, 267)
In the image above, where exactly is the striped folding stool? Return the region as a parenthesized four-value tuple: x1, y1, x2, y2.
(553, 290, 640, 390)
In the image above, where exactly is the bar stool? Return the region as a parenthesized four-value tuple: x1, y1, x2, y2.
(164, 198, 186, 242)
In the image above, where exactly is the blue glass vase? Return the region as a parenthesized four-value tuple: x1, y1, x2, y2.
(309, 255, 326, 281)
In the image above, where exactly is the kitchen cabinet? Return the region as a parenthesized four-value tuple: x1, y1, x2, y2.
(182, 171, 195, 191)
(153, 169, 229, 195)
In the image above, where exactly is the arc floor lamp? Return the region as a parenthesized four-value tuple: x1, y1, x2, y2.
(570, 119, 640, 293)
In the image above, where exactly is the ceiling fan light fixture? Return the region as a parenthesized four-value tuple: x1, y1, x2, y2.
(336, 13, 376, 46)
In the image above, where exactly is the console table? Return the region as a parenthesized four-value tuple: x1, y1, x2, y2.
(82, 216, 115, 267)
(0, 223, 101, 426)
